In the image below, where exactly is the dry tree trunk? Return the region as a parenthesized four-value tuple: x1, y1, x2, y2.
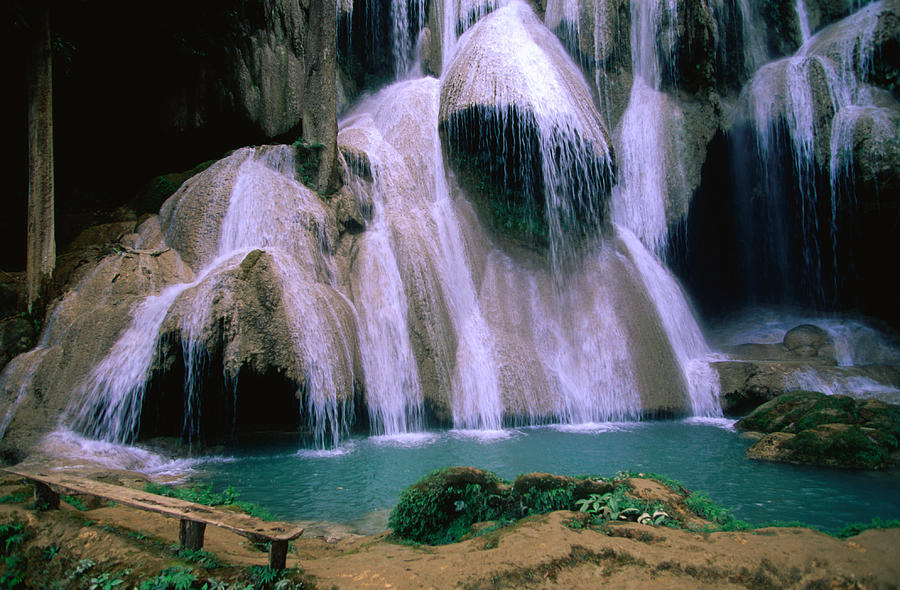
(26, 4, 55, 313)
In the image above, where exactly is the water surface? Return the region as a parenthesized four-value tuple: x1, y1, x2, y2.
(193, 420, 900, 534)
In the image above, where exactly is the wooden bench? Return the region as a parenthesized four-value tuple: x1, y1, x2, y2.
(4, 468, 303, 569)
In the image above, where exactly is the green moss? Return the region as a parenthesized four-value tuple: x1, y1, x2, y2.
(786, 425, 889, 469)
(452, 149, 548, 246)
(741, 391, 900, 469)
(292, 137, 324, 190)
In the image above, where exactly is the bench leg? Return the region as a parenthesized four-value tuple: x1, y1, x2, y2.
(268, 540, 289, 570)
(33, 481, 59, 511)
(179, 520, 206, 551)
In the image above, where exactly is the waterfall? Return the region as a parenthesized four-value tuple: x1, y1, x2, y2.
(737, 0, 888, 305)
(618, 228, 721, 416)
(796, 0, 813, 42)
(390, 0, 427, 77)
(340, 77, 504, 432)
(610, 0, 684, 257)
(70, 148, 358, 447)
(1, 0, 777, 456)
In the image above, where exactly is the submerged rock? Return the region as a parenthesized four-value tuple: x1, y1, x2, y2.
(737, 391, 900, 469)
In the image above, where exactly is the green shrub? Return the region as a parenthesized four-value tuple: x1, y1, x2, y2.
(834, 518, 900, 539)
(389, 468, 509, 545)
(138, 567, 197, 590)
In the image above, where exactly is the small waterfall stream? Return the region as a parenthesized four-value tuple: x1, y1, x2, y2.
(738, 0, 888, 305)
(610, 0, 683, 257)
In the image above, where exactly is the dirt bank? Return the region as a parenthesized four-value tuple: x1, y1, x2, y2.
(0, 472, 898, 589)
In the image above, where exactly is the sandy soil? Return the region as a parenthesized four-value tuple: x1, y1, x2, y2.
(0, 472, 897, 589)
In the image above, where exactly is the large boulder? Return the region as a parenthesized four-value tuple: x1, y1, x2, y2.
(737, 391, 900, 469)
(783, 324, 836, 358)
(439, 2, 615, 253)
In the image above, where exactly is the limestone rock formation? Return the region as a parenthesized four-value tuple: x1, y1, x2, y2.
(439, 1, 615, 252)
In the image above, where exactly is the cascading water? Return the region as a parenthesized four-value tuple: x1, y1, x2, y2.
(737, 0, 890, 306)
(390, 0, 426, 77)
(440, 1, 615, 272)
(796, 0, 813, 42)
(6, 0, 823, 456)
(69, 148, 358, 448)
(610, 0, 685, 257)
(618, 229, 721, 416)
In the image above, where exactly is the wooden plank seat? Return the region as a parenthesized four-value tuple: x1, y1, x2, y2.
(4, 468, 303, 569)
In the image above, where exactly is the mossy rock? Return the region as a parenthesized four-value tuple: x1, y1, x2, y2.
(736, 391, 856, 433)
(786, 424, 890, 469)
(740, 391, 900, 469)
(512, 472, 574, 494)
(390, 469, 619, 545)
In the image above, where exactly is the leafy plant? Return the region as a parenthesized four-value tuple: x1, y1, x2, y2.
(88, 572, 125, 590)
(684, 491, 753, 531)
(246, 565, 279, 586)
(0, 553, 26, 589)
(0, 493, 28, 505)
(0, 522, 27, 554)
(43, 545, 60, 560)
(574, 487, 644, 522)
(73, 558, 96, 577)
(139, 567, 198, 590)
(834, 518, 900, 539)
(175, 547, 220, 569)
(62, 494, 88, 511)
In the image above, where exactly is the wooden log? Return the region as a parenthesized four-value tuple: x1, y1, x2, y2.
(33, 480, 59, 510)
(268, 539, 289, 570)
(179, 519, 206, 551)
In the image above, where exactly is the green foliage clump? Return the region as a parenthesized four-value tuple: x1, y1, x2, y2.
(0, 493, 28, 505)
(518, 485, 574, 516)
(0, 521, 30, 589)
(389, 468, 509, 545)
(391, 468, 675, 545)
(174, 547, 220, 569)
(292, 137, 325, 190)
(62, 494, 88, 511)
(684, 491, 753, 531)
(139, 566, 198, 590)
(834, 518, 900, 539)
(143, 483, 275, 521)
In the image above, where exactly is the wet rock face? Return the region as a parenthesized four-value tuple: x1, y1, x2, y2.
(736, 391, 900, 469)
(0, 317, 36, 371)
(759, 0, 804, 56)
(783, 324, 835, 358)
(439, 2, 615, 251)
